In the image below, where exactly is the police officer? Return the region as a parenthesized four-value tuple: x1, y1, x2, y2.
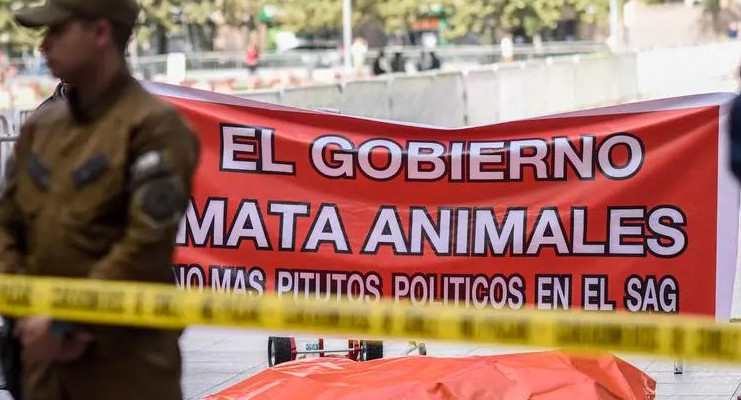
(0, 0, 200, 399)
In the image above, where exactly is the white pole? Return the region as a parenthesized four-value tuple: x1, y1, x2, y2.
(342, 0, 352, 73)
(609, 0, 620, 51)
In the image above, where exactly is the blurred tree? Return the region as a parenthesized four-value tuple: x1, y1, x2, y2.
(703, 0, 721, 31)
(275, 0, 343, 34)
(218, 0, 260, 28)
(443, 0, 502, 43)
(0, 0, 612, 53)
(501, 0, 566, 36)
(442, 0, 607, 43)
(568, 0, 609, 26)
(0, 0, 46, 53)
(136, 0, 228, 53)
(265, 0, 429, 39)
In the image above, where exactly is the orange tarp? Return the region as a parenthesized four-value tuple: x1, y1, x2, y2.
(203, 351, 656, 400)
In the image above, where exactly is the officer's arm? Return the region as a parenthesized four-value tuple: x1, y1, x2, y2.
(0, 126, 32, 274)
(88, 108, 199, 281)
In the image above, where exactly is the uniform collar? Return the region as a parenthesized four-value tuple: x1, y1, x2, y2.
(67, 71, 137, 124)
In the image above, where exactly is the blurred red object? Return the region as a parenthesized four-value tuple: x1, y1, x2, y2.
(203, 350, 656, 400)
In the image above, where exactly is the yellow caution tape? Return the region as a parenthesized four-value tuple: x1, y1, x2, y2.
(1, 273, 740, 364)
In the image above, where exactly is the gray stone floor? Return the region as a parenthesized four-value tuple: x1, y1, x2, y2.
(178, 327, 741, 399)
(3, 326, 741, 399)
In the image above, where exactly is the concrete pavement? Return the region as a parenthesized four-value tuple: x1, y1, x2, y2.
(3, 326, 741, 399)
(178, 327, 741, 400)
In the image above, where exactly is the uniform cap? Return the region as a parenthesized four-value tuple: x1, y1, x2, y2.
(14, 0, 140, 28)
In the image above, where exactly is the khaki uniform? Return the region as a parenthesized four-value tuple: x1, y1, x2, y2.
(0, 73, 200, 400)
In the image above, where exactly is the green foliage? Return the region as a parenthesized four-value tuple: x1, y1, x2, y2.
(0, 0, 612, 52)
(641, 0, 683, 4)
(0, 0, 46, 52)
(442, 0, 608, 41)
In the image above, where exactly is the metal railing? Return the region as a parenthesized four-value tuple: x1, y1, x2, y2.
(133, 41, 608, 73)
(4, 41, 609, 79)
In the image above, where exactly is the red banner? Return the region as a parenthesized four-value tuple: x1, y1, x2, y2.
(148, 84, 739, 319)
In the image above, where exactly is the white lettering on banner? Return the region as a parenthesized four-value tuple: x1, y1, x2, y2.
(226, 200, 271, 249)
(527, 209, 571, 255)
(268, 202, 310, 251)
(220, 125, 294, 174)
(469, 142, 506, 181)
(309, 133, 644, 182)
(274, 269, 382, 302)
(221, 125, 257, 171)
(646, 207, 687, 257)
(409, 208, 452, 255)
(209, 266, 265, 294)
(357, 139, 403, 180)
(311, 135, 355, 178)
(407, 141, 446, 181)
(509, 139, 549, 180)
(571, 208, 606, 254)
(172, 264, 205, 291)
(177, 198, 687, 258)
(362, 207, 408, 254)
(624, 275, 678, 312)
(171, 263, 682, 313)
(536, 275, 572, 310)
(597, 134, 643, 179)
(392, 273, 525, 309)
(173, 264, 265, 294)
(473, 209, 526, 256)
(176, 198, 226, 247)
(455, 208, 471, 255)
(553, 136, 595, 179)
(450, 142, 464, 181)
(582, 276, 615, 311)
(609, 208, 646, 256)
(302, 204, 351, 253)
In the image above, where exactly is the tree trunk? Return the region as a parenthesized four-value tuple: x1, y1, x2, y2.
(156, 23, 168, 54)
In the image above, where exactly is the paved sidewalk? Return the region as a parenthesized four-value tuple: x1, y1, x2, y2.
(3, 326, 741, 399)
(177, 327, 741, 400)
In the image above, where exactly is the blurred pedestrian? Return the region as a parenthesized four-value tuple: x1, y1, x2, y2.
(500, 33, 514, 63)
(418, 50, 441, 71)
(728, 22, 739, 40)
(350, 37, 368, 76)
(391, 51, 405, 73)
(245, 44, 259, 74)
(372, 49, 391, 76)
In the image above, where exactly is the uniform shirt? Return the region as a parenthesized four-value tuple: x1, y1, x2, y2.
(0, 72, 200, 284)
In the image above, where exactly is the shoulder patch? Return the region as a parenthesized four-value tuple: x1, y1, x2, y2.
(72, 153, 109, 188)
(131, 150, 166, 187)
(137, 175, 186, 228)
